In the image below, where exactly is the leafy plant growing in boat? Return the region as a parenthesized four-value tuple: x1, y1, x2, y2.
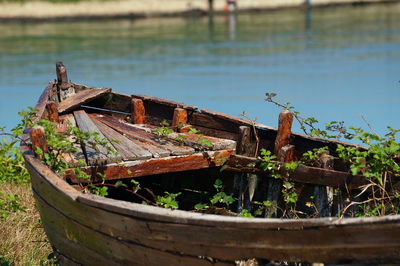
(265, 93, 400, 217)
(194, 178, 236, 212)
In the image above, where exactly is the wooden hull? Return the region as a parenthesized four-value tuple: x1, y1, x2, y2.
(24, 149, 400, 265)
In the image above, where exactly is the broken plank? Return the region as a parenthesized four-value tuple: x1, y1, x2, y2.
(91, 114, 195, 156)
(73, 110, 121, 166)
(57, 114, 86, 165)
(58, 88, 112, 114)
(65, 150, 234, 183)
(92, 118, 152, 161)
(225, 154, 368, 189)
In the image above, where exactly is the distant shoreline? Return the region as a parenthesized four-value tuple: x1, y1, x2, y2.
(0, 0, 397, 22)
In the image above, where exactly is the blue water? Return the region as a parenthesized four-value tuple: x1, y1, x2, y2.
(1, 4, 399, 139)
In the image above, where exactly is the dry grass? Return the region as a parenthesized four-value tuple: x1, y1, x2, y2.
(0, 183, 53, 265)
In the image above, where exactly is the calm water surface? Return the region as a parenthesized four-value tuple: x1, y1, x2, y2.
(1, 4, 399, 138)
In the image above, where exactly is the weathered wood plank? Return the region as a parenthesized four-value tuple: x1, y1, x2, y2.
(92, 114, 194, 156)
(36, 193, 221, 266)
(132, 94, 198, 111)
(131, 97, 146, 124)
(166, 131, 237, 151)
(56, 114, 86, 165)
(92, 117, 152, 161)
(58, 88, 112, 114)
(73, 110, 121, 165)
(65, 150, 234, 183)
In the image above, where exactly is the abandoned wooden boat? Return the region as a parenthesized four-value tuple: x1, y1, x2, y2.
(21, 62, 400, 265)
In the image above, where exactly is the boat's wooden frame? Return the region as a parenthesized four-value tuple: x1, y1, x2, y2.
(21, 65, 400, 265)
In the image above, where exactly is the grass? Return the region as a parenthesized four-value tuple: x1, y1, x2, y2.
(0, 182, 54, 266)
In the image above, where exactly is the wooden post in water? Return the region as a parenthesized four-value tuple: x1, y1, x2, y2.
(46, 101, 59, 123)
(266, 109, 294, 218)
(172, 108, 187, 131)
(30, 126, 48, 160)
(131, 97, 145, 124)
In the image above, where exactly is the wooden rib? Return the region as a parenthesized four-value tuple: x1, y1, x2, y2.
(131, 97, 146, 124)
(91, 114, 195, 156)
(313, 153, 333, 217)
(65, 150, 234, 183)
(132, 94, 198, 111)
(74, 110, 121, 165)
(234, 126, 255, 213)
(172, 108, 188, 129)
(58, 88, 111, 114)
(30, 126, 48, 160)
(92, 118, 152, 161)
(274, 110, 294, 155)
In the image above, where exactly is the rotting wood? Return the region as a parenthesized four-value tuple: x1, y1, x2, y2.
(65, 150, 234, 183)
(30, 126, 48, 160)
(172, 108, 188, 130)
(234, 126, 254, 213)
(73, 110, 121, 165)
(56, 62, 75, 101)
(45, 101, 59, 123)
(58, 88, 112, 114)
(56, 114, 86, 165)
(313, 153, 333, 217)
(92, 118, 152, 161)
(132, 94, 198, 111)
(225, 154, 369, 188)
(56, 61, 69, 89)
(274, 110, 293, 155)
(266, 109, 294, 218)
(91, 114, 194, 156)
(131, 97, 146, 124)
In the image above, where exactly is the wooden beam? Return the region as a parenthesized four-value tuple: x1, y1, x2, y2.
(65, 150, 234, 183)
(58, 88, 112, 114)
(225, 154, 369, 189)
(131, 97, 145, 124)
(30, 126, 48, 160)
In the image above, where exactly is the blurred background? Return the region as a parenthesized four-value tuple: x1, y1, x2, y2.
(1, 2, 399, 137)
